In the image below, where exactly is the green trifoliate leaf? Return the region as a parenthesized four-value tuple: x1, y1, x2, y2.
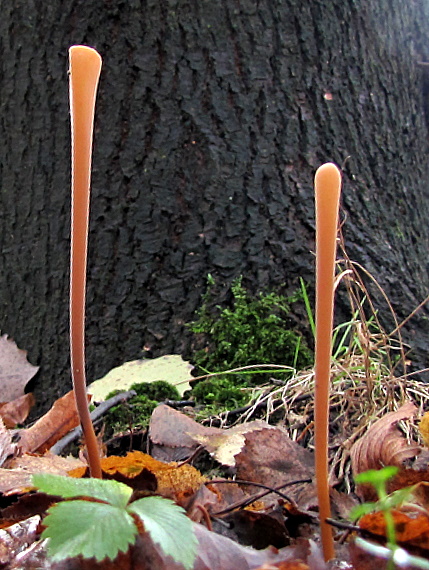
(128, 496, 197, 570)
(42, 500, 137, 562)
(32, 473, 132, 509)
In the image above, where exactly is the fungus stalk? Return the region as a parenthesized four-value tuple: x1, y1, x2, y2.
(69, 46, 102, 478)
(314, 162, 342, 560)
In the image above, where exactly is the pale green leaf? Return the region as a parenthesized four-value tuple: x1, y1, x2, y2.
(32, 473, 132, 509)
(42, 500, 137, 562)
(87, 355, 193, 401)
(128, 496, 197, 570)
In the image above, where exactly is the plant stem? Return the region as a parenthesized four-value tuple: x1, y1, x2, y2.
(314, 163, 342, 560)
(69, 46, 102, 478)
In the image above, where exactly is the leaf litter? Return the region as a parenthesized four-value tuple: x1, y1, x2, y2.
(3, 256, 429, 567)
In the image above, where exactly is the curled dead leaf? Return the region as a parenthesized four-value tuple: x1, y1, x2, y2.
(350, 401, 421, 478)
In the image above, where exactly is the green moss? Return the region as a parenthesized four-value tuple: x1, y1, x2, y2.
(103, 381, 180, 435)
(192, 377, 248, 409)
(189, 276, 312, 385)
(128, 381, 180, 401)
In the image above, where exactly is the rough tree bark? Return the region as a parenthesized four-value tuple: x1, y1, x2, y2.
(1, 0, 429, 415)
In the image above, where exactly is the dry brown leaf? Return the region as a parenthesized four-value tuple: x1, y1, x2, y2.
(0, 335, 39, 402)
(0, 393, 34, 427)
(0, 516, 41, 567)
(150, 405, 280, 467)
(8, 453, 84, 475)
(234, 426, 315, 507)
(350, 401, 421, 478)
(191, 421, 277, 467)
(149, 403, 220, 462)
(0, 469, 33, 495)
(0, 418, 17, 468)
(0, 455, 84, 495)
(17, 390, 84, 454)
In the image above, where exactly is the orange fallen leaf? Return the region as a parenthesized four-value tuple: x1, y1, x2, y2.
(359, 509, 429, 553)
(69, 450, 206, 506)
(17, 390, 86, 454)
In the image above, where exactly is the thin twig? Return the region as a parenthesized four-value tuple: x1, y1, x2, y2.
(50, 390, 136, 455)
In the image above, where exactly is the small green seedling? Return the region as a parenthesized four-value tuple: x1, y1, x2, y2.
(32, 473, 197, 567)
(352, 466, 417, 569)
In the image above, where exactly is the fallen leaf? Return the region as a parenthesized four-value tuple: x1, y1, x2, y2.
(69, 451, 206, 507)
(0, 469, 33, 495)
(217, 509, 290, 549)
(0, 335, 39, 402)
(0, 418, 17, 468)
(0, 393, 34, 427)
(234, 427, 314, 506)
(88, 355, 193, 401)
(8, 453, 84, 475)
(350, 401, 420, 478)
(191, 421, 278, 467)
(419, 411, 429, 447)
(17, 390, 85, 454)
(0, 455, 84, 495)
(359, 509, 429, 556)
(0, 516, 41, 568)
(0, 493, 58, 528)
(149, 404, 219, 462)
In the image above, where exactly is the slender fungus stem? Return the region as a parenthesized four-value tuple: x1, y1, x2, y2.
(69, 46, 102, 478)
(314, 162, 342, 561)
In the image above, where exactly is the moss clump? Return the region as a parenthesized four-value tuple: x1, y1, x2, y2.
(189, 276, 312, 385)
(192, 377, 248, 409)
(104, 380, 180, 436)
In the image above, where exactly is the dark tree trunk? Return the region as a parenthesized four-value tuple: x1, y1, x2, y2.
(1, 0, 429, 415)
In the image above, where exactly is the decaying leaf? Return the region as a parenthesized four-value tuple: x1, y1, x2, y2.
(359, 509, 429, 555)
(0, 393, 34, 428)
(234, 426, 315, 507)
(0, 418, 17, 468)
(0, 515, 41, 568)
(149, 404, 220, 462)
(350, 401, 420, 477)
(17, 390, 85, 454)
(87, 355, 193, 401)
(150, 405, 280, 467)
(69, 451, 206, 507)
(191, 421, 278, 467)
(419, 411, 429, 447)
(0, 455, 84, 495)
(0, 334, 39, 402)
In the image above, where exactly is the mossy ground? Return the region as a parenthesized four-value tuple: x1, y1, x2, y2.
(103, 380, 180, 437)
(103, 279, 313, 437)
